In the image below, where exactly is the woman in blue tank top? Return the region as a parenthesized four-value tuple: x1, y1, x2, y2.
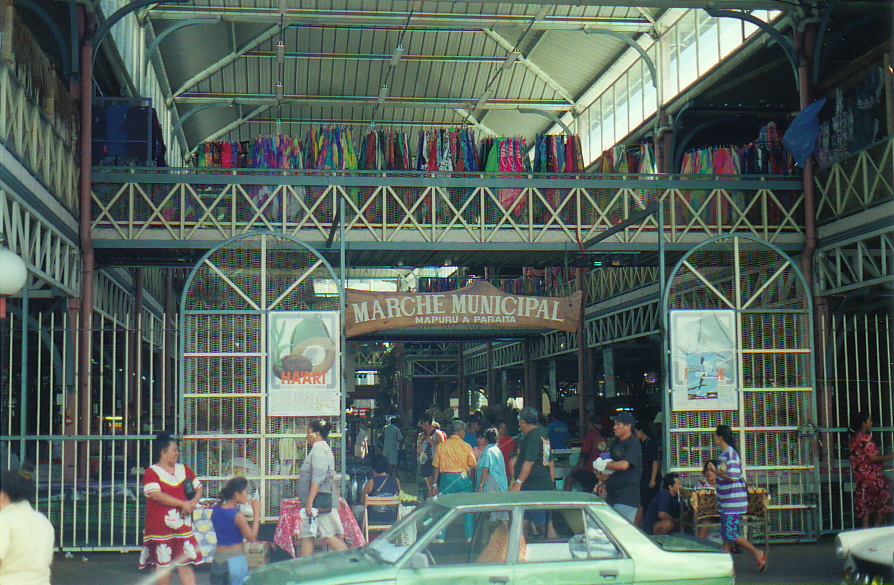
(362, 455, 401, 526)
(210, 476, 262, 585)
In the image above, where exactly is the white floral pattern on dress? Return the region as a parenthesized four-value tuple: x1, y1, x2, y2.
(183, 540, 197, 560)
(164, 509, 186, 529)
(156, 543, 172, 565)
(139, 546, 149, 566)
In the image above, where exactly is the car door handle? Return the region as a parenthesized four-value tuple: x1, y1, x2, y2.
(489, 577, 510, 583)
(600, 569, 619, 578)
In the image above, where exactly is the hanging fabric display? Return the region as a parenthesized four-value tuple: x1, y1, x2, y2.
(413, 128, 480, 221)
(675, 122, 794, 224)
(532, 133, 585, 222)
(357, 130, 412, 221)
(303, 126, 359, 221)
(478, 136, 529, 220)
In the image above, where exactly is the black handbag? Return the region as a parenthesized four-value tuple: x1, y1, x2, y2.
(314, 491, 333, 513)
(182, 478, 196, 501)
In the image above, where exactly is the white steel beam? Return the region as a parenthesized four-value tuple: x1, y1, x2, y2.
(482, 28, 576, 105)
(452, 108, 500, 136)
(148, 7, 654, 32)
(174, 95, 571, 109)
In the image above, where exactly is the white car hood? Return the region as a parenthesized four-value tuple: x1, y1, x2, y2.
(837, 526, 894, 565)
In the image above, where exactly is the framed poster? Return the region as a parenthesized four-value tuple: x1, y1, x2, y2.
(670, 310, 738, 411)
(268, 311, 341, 416)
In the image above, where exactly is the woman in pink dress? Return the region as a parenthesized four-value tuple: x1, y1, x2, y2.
(140, 432, 203, 585)
(849, 412, 894, 527)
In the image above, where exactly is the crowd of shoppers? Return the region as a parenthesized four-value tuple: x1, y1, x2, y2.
(119, 405, 891, 578)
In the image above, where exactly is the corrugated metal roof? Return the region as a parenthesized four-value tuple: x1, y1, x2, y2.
(146, 0, 795, 157)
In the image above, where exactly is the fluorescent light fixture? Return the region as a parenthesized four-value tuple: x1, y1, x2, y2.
(390, 45, 405, 66)
(276, 39, 285, 64)
(501, 50, 521, 70)
(377, 85, 389, 104)
(275, 82, 284, 101)
(278, 0, 287, 16)
(275, 118, 282, 135)
(475, 89, 494, 109)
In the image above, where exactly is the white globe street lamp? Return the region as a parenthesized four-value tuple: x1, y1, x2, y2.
(0, 244, 25, 442)
(0, 246, 27, 319)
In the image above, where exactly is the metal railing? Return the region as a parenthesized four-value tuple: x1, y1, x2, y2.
(91, 169, 804, 247)
(0, 62, 79, 211)
(815, 136, 894, 221)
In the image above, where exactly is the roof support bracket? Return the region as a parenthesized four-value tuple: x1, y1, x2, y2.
(704, 8, 799, 90)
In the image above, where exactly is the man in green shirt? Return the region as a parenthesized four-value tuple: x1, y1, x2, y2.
(510, 406, 554, 492)
(511, 406, 555, 538)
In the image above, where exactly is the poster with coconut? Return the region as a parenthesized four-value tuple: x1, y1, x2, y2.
(268, 311, 340, 416)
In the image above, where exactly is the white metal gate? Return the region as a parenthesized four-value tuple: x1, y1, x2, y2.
(179, 232, 342, 521)
(817, 311, 894, 533)
(664, 235, 819, 541)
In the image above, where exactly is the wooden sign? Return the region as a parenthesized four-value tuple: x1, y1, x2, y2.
(345, 281, 582, 337)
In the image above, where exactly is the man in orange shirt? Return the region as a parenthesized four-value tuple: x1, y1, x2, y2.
(432, 419, 477, 541)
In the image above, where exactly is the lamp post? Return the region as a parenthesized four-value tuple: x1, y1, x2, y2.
(0, 244, 27, 444)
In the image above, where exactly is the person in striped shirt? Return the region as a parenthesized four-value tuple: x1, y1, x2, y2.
(706, 425, 766, 572)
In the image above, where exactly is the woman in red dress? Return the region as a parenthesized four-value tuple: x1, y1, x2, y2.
(849, 412, 894, 528)
(140, 432, 203, 585)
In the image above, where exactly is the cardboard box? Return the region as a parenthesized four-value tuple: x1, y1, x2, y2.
(245, 541, 270, 568)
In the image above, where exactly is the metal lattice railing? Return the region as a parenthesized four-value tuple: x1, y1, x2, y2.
(815, 136, 894, 222)
(90, 170, 804, 246)
(0, 191, 81, 296)
(0, 63, 79, 211)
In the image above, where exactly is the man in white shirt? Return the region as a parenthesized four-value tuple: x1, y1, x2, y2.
(382, 417, 403, 475)
(354, 422, 369, 460)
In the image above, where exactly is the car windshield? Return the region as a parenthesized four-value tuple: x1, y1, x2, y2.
(365, 503, 450, 564)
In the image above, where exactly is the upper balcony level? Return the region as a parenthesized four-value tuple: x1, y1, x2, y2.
(0, 7, 79, 211)
(91, 168, 805, 268)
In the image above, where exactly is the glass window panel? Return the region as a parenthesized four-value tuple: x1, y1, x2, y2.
(617, 92, 630, 136)
(718, 17, 743, 57)
(676, 12, 699, 90)
(416, 509, 513, 566)
(697, 18, 720, 76)
(589, 100, 604, 155)
(603, 109, 616, 147)
(519, 507, 624, 563)
(666, 30, 680, 96)
(368, 504, 451, 563)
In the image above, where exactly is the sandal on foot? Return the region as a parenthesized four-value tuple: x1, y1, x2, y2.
(757, 555, 767, 572)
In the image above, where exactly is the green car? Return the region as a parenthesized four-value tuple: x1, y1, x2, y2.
(247, 491, 733, 585)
